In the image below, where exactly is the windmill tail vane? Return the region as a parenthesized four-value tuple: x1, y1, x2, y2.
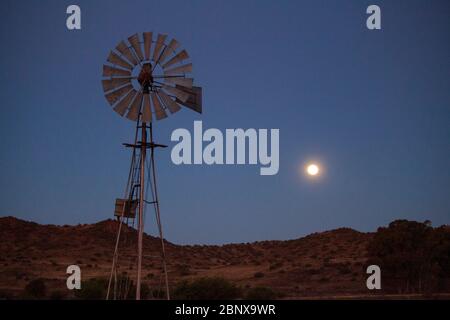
(101, 32, 202, 300)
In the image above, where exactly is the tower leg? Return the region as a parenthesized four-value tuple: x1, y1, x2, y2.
(136, 122, 147, 300)
(149, 123, 170, 300)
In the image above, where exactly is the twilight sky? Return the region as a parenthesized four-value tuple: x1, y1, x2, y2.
(0, 0, 449, 244)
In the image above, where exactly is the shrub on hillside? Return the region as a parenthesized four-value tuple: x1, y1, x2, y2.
(49, 290, 67, 300)
(23, 278, 47, 299)
(173, 277, 241, 300)
(75, 277, 150, 300)
(245, 286, 277, 299)
(0, 289, 14, 300)
(75, 278, 108, 300)
(176, 264, 191, 276)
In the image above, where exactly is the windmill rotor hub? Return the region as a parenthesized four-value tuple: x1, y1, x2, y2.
(137, 63, 154, 93)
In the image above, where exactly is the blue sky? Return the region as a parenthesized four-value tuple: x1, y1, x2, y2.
(0, 0, 449, 244)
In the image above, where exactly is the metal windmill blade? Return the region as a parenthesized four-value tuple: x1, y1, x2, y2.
(151, 92, 168, 120)
(157, 38, 180, 65)
(107, 51, 133, 70)
(162, 50, 189, 69)
(152, 34, 168, 63)
(126, 91, 143, 121)
(116, 41, 139, 66)
(114, 89, 137, 116)
(102, 77, 133, 92)
(158, 90, 181, 114)
(105, 84, 133, 106)
(141, 93, 152, 123)
(128, 33, 144, 62)
(143, 32, 153, 60)
(103, 65, 131, 77)
(163, 63, 193, 76)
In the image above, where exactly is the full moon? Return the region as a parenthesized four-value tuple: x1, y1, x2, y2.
(306, 164, 320, 176)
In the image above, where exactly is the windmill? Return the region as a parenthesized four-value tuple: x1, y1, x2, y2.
(101, 32, 202, 300)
